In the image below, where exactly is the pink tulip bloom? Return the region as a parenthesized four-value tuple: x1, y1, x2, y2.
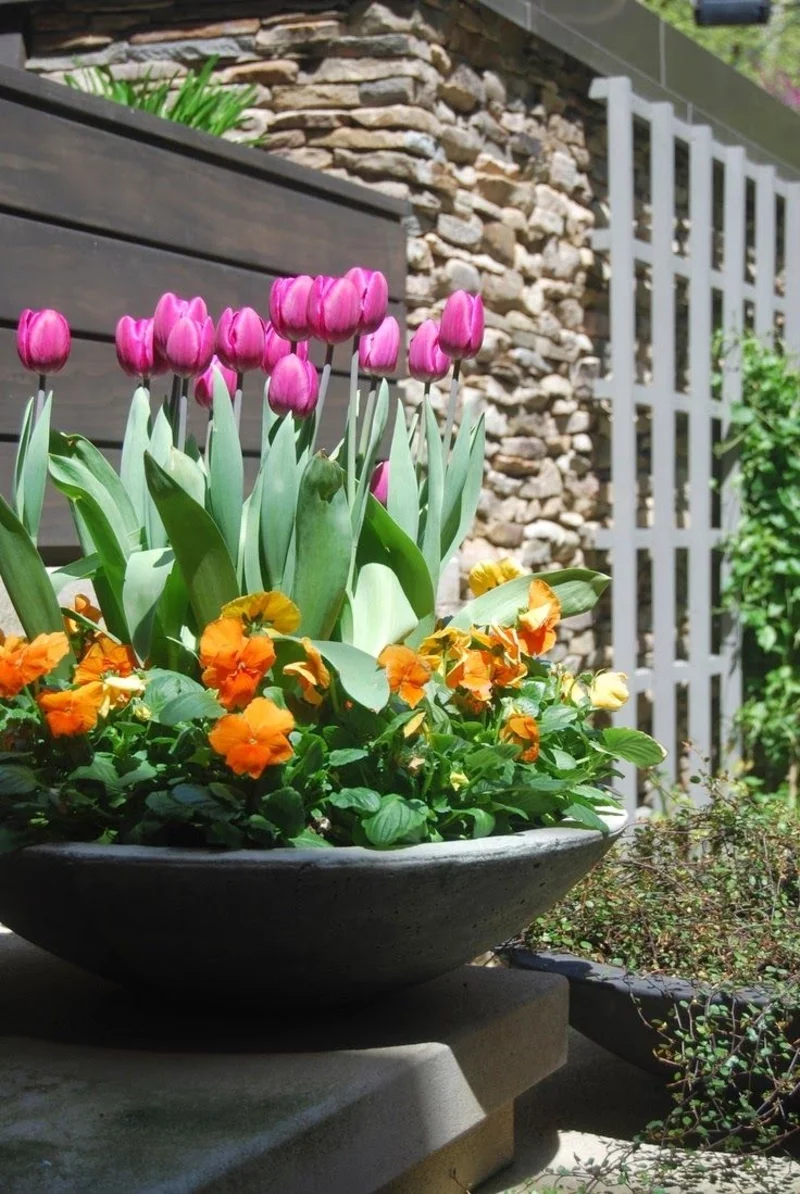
(269, 275, 314, 342)
(194, 355, 237, 409)
(268, 354, 320, 418)
(370, 460, 390, 506)
(307, 275, 361, 345)
(359, 316, 400, 377)
(163, 315, 215, 378)
(115, 316, 168, 379)
(438, 291, 484, 360)
(16, 308, 71, 374)
(153, 292, 208, 356)
(345, 266, 389, 335)
(215, 306, 266, 373)
(262, 322, 309, 375)
(408, 320, 451, 384)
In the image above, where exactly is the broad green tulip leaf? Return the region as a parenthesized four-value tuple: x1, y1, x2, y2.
(123, 547, 175, 662)
(208, 369, 243, 561)
(144, 453, 239, 632)
(49, 433, 139, 546)
(49, 554, 101, 591)
(450, 568, 611, 629)
(120, 387, 152, 533)
(440, 402, 474, 555)
(17, 394, 52, 543)
(290, 454, 352, 640)
(13, 397, 34, 514)
(166, 447, 206, 508)
(149, 565, 192, 672)
(357, 495, 435, 622)
(146, 409, 172, 549)
(601, 727, 667, 768)
(260, 414, 298, 590)
(420, 399, 444, 593)
(308, 639, 390, 712)
(441, 412, 486, 571)
(0, 494, 72, 662)
(261, 381, 279, 461)
(348, 562, 418, 657)
(387, 401, 419, 542)
(241, 478, 263, 593)
(352, 378, 389, 539)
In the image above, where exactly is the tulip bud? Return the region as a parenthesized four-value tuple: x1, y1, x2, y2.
(194, 355, 237, 409)
(16, 308, 71, 374)
(164, 315, 215, 378)
(438, 291, 484, 360)
(408, 320, 451, 384)
(269, 275, 314, 342)
(262, 322, 309, 376)
(344, 266, 389, 335)
(215, 306, 266, 373)
(358, 316, 400, 378)
(370, 460, 390, 506)
(307, 275, 361, 345)
(268, 354, 320, 418)
(115, 316, 167, 379)
(153, 292, 209, 357)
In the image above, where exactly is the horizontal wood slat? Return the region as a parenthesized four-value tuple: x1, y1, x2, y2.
(0, 95, 406, 296)
(0, 329, 397, 453)
(0, 212, 406, 340)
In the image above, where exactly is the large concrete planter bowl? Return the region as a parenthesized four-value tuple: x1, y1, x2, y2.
(0, 811, 625, 1005)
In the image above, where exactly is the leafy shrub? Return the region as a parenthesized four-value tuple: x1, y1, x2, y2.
(65, 58, 261, 143)
(720, 337, 800, 808)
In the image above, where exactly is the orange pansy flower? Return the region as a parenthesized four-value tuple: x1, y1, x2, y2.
(446, 648, 494, 705)
(378, 644, 432, 709)
(199, 617, 276, 711)
(0, 631, 70, 698)
(500, 712, 541, 763)
(418, 627, 471, 673)
(64, 593, 103, 636)
(488, 624, 528, 690)
(74, 635, 137, 684)
(283, 639, 331, 707)
(208, 697, 295, 779)
(220, 590, 300, 634)
(38, 681, 105, 737)
(517, 580, 561, 658)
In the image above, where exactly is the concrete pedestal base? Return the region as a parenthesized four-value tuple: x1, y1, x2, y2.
(0, 933, 568, 1194)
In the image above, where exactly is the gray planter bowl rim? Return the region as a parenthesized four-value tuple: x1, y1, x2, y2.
(0, 810, 626, 1007)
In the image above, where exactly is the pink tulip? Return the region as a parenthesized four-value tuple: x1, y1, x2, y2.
(370, 460, 390, 506)
(16, 308, 71, 374)
(215, 306, 266, 373)
(269, 275, 314, 342)
(307, 275, 361, 345)
(345, 266, 389, 335)
(408, 320, 451, 383)
(262, 322, 309, 375)
(359, 316, 400, 377)
(115, 316, 167, 379)
(153, 292, 208, 356)
(268, 354, 320, 418)
(194, 356, 237, 408)
(163, 315, 215, 378)
(438, 291, 484, 360)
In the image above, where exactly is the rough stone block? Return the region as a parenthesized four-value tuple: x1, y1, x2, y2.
(437, 212, 483, 248)
(272, 84, 361, 110)
(359, 76, 416, 106)
(439, 62, 485, 113)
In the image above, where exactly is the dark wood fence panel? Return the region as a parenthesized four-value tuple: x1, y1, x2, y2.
(0, 64, 408, 561)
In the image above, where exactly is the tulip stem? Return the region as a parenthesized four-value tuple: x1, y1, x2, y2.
(176, 378, 188, 453)
(204, 412, 212, 461)
(233, 371, 244, 432)
(311, 345, 335, 456)
(414, 384, 430, 469)
(34, 374, 47, 424)
(359, 381, 377, 456)
(347, 336, 359, 509)
(442, 359, 461, 463)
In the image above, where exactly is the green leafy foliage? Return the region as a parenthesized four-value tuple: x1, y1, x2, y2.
(65, 58, 263, 143)
(720, 338, 800, 806)
(526, 780, 800, 1157)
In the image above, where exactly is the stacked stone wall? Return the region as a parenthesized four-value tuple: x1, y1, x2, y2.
(24, 0, 612, 669)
